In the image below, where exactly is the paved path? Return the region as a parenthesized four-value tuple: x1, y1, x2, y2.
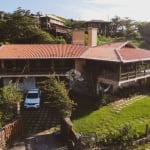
(8, 107, 68, 150)
(22, 107, 61, 136)
(110, 95, 147, 113)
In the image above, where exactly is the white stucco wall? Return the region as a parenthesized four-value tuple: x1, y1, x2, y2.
(3, 77, 36, 91)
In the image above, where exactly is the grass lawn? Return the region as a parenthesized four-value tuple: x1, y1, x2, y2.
(72, 95, 150, 143)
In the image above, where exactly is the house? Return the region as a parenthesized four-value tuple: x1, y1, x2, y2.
(85, 20, 114, 36)
(0, 28, 150, 94)
(39, 14, 69, 36)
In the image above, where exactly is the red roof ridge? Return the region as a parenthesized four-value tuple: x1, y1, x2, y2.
(114, 49, 124, 62)
(116, 41, 136, 50)
(114, 41, 137, 62)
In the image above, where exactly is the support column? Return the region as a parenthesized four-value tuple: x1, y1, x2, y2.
(118, 63, 122, 81)
(1, 60, 5, 69)
(51, 60, 55, 73)
(27, 60, 30, 74)
(135, 63, 137, 78)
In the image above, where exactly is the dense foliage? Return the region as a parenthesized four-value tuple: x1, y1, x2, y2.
(65, 19, 85, 29)
(0, 80, 23, 127)
(0, 8, 56, 44)
(0, 8, 150, 48)
(39, 77, 75, 117)
(138, 22, 150, 49)
(0, 80, 23, 105)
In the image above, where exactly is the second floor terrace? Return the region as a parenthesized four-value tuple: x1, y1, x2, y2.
(0, 59, 74, 78)
(1, 58, 150, 86)
(86, 60, 150, 86)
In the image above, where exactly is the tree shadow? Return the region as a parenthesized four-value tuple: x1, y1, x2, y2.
(71, 93, 99, 120)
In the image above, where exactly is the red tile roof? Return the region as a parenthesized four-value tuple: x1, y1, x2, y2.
(0, 42, 150, 63)
(81, 41, 150, 62)
(81, 42, 125, 62)
(0, 44, 88, 59)
(120, 48, 150, 62)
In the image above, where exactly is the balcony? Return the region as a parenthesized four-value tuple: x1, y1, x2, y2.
(0, 67, 71, 78)
(119, 69, 150, 85)
(97, 69, 150, 86)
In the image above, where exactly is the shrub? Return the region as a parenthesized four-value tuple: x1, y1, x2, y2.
(101, 94, 110, 106)
(39, 77, 75, 117)
(0, 80, 23, 115)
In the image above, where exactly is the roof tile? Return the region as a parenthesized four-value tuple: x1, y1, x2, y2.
(0, 44, 88, 59)
(81, 42, 126, 62)
(0, 42, 150, 63)
(120, 48, 150, 62)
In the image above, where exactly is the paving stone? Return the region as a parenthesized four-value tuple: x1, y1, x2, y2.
(22, 108, 60, 136)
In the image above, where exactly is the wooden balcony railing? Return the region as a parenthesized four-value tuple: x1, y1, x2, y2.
(0, 67, 71, 76)
(120, 71, 136, 81)
(98, 69, 150, 83)
(120, 70, 150, 81)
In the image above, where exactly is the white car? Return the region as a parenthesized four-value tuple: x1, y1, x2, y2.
(24, 88, 41, 109)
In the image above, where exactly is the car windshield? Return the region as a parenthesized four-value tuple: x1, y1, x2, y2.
(27, 93, 38, 99)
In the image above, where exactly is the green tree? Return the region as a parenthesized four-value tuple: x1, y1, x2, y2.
(66, 19, 85, 29)
(0, 8, 54, 44)
(111, 16, 143, 47)
(28, 28, 55, 44)
(0, 16, 10, 43)
(122, 18, 141, 41)
(0, 80, 23, 115)
(111, 16, 124, 37)
(39, 77, 75, 117)
(54, 36, 66, 44)
(138, 22, 150, 49)
(97, 34, 113, 45)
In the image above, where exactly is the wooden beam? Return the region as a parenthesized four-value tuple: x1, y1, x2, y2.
(119, 63, 122, 81)
(135, 63, 137, 78)
(1, 60, 5, 69)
